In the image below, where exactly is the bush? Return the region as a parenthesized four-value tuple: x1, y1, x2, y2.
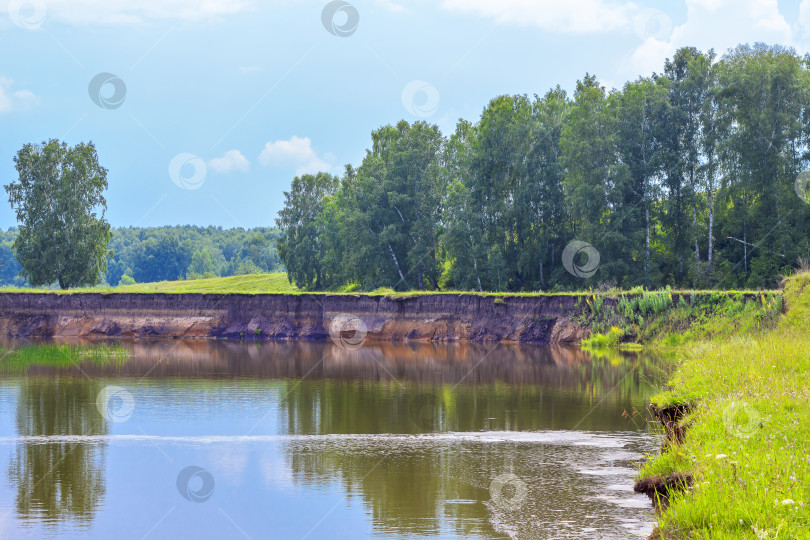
(582, 326, 624, 348)
(117, 274, 136, 286)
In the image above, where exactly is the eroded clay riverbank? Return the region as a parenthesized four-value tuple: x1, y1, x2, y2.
(0, 293, 591, 343)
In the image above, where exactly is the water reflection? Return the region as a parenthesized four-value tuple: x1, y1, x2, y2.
(0, 341, 666, 539)
(9, 379, 107, 526)
(9, 339, 663, 388)
(280, 433, 654, 538)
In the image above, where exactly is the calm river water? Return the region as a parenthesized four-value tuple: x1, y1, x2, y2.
(0, 340, 667, 539)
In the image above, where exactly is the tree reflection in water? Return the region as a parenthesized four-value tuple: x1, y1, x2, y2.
(275, 347, 665, 539)
(9, 379, 108, 526)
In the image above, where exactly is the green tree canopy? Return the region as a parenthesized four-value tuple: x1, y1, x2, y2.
(5, 140, 112, 289)
(276, 172, 339, 289)
(275, 44, 810, 292)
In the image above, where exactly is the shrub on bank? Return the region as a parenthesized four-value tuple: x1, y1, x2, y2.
(577, 287, 782, 345)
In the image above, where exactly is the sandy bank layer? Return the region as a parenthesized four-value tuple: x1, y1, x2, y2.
(0, 293, 590, 343)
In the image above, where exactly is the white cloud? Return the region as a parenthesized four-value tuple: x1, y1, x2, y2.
(0, 0, 252, 25)
(800, 0, 810, 37)
(440, 0, 635, 34)
(629, 0, 794, 76)
(372, 0, 409, 13)
(258, 136, 333, 176)
(440, 0, 803, 81)
(0, 78, 38, 113)
(208, 149, 249, 173)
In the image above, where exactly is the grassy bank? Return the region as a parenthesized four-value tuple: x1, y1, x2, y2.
(634, 273, 810, 538)
(0, 273, 778, 300)
(580, 288, 782, 347)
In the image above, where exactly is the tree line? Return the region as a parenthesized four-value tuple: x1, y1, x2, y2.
(0, 226, 283, 287)
(106, 226, 283, 285)
(4, 140, 284, 288)
(277, 44, 810, 292)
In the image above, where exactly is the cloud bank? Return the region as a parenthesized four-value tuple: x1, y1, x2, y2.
(208, 150, 250, 173)
(0, 78, 38, 113)
(259, 136, 333, 176)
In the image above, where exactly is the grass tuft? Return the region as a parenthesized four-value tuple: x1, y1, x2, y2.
(0, 343, 128, 374)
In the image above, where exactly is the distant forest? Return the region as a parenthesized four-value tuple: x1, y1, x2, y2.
(277, 44, 810, 292)
(0, 226, 283, 287)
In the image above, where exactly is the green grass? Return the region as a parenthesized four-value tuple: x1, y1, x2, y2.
(579, 289, 782, 346)
(637, 272, 810, 538)
(0, 343, 129, 374)
(0, 273, 781, 297)
(0, 273, 299, 294)
(582, 325, 625, 348)
(114, 273, 300, 293)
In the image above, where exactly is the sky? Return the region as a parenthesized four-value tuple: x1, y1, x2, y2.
(1, 0, 809, 229)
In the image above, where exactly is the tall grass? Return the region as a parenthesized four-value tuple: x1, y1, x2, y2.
(581, 288, 782, 346)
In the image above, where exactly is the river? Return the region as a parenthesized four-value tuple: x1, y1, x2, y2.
(0, 340, 667, 539)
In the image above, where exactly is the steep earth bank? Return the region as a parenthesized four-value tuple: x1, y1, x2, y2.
(0, 293, 591, 343)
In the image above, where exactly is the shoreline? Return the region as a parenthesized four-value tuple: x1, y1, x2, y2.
(630, 274, 808, 537)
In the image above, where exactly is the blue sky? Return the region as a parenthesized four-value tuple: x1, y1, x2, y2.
(0, 0, 808, 229)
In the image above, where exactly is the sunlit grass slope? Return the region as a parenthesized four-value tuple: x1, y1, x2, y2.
(637, 271, 810, 538)
(114, 273, 299, 293)
(0, 273, 298, 294)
